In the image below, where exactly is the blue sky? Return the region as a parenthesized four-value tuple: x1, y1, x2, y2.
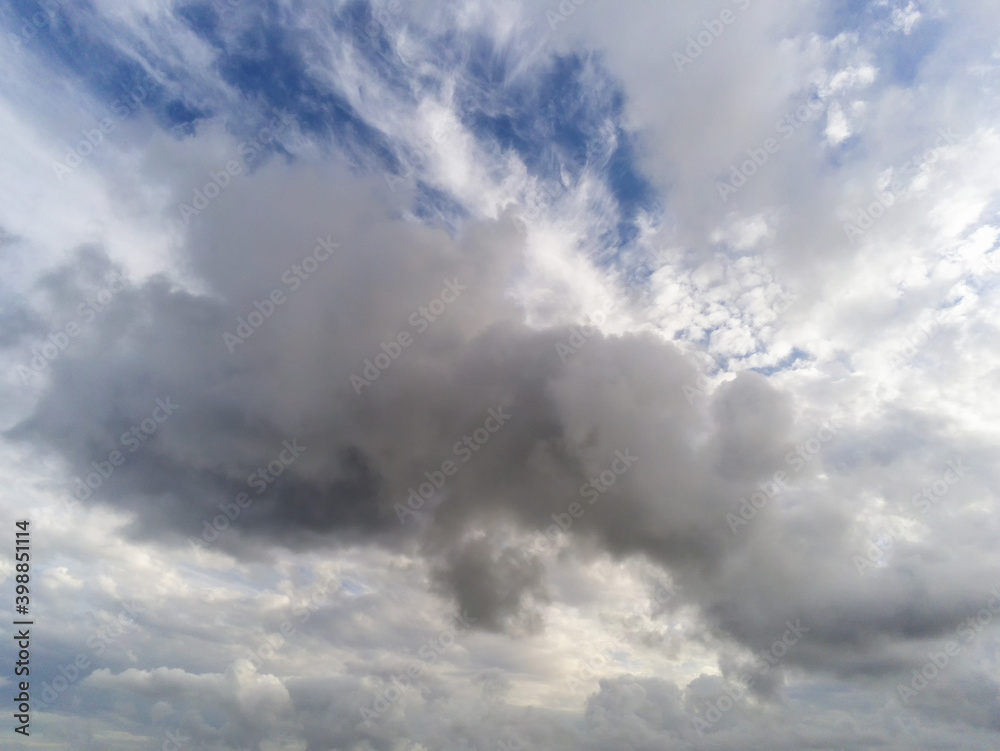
(2, 1, 1000, 749)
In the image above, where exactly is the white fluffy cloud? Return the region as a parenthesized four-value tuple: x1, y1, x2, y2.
(2, 1, 1000, 749)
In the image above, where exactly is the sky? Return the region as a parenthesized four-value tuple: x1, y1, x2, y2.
(1, 0, 1000, 749)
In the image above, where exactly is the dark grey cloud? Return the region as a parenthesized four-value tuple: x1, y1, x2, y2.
(431, 536, 549, 634)
(7, 161, 999, 695)
(4, 1, 1000, 748)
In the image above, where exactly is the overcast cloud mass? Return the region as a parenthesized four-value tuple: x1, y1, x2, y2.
(2, 0, 1000, 748)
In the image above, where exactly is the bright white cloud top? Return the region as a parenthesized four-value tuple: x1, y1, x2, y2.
(1, 1, 1000, 749)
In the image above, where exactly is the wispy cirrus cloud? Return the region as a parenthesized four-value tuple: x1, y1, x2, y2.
(1, 1, 1000, 749)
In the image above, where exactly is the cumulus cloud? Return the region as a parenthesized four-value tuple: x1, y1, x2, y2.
(2, 0, 1000, 749)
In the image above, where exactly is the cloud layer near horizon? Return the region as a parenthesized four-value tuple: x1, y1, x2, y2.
(2, 1, 1000, 749)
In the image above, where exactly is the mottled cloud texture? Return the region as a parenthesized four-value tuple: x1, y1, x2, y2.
(2, 0, 1000, 749)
